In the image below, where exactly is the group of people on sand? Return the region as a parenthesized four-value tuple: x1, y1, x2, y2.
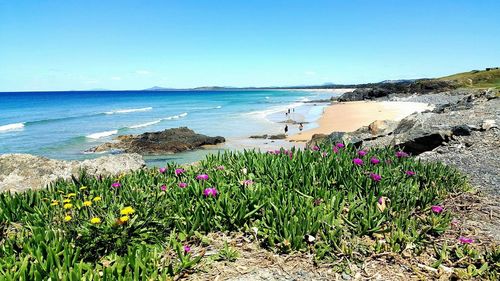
(283, 107, 304, 135)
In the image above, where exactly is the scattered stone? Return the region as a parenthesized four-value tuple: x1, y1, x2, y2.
(481, 119, 497, 131)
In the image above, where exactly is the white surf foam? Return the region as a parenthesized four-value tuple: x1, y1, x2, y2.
(86, 130, 118, 139)
(0, 122, 25, 132)
(163, 112, 188, 120)
(104, 107, 152, 115)
(128, 120, 162, 129)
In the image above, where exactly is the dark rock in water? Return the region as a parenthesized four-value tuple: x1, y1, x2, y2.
(86, 127, 225, 154)
(249, 134, 268, 139)
(268, 134, 287, 140)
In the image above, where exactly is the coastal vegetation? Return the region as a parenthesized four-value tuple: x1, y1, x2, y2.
(438, 68, 500, 89)
(1, 145, 497, 279)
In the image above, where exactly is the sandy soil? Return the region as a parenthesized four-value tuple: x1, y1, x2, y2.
(287, 101, 433, 142)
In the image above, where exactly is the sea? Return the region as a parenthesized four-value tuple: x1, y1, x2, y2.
(0, 89, 345, 166)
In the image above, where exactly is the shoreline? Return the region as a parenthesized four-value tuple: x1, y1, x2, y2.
(287, 101, 433, 142)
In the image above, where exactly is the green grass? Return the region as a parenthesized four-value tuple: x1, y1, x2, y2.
(0, 145, 497, 279)
(438, 69, 500, 89)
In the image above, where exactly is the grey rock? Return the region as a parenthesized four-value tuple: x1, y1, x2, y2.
(482, 119, 497, 131)
(0, 153, 145, 193)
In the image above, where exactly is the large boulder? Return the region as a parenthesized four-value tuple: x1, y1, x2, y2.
(87, 127, 225, 154)
(0, 153, 145, 193)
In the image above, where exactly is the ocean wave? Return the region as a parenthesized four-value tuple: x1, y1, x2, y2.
(86, 130, 118, 139)
(104, 107, 152, 115)
(0, 122, 25, 132)
(215, 105, 222, 109)
(163, 112, 188, 120)
(128, 120, 162, 129)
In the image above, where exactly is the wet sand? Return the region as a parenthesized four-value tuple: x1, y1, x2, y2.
(287, 101, 433, 142)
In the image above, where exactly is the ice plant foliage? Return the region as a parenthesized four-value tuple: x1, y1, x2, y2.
(0, 144, 479, 279)
(396, 151, 409, 158)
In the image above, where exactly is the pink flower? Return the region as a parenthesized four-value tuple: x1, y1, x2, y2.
(431, 205, 443, 214)
(159, 167, 167, 173)
(335, 143, 344, 148)
(175, 168, 185, 176)
(178, 182, 187, 188)
(243, 179, 254, 186)
(160, 185, 167, 191)
(183, 245, 191, 253)
(353, 158, 364, 166)
(396, 151, 409, 158)
(370, 157, 380, 164)
(358, 150, 367, 157)
(370, 173, 382, 182)
(196, 174, 209, 180)
(322, 152, 328, 157)
(378, 197, 384, 204)
(332, 146, 339, 153)
(458, 237, 474, 244)
(405, 170, 416, 176)
(216, 165, 225, 170)
(111, 181, 121, 188)
(274, 149, 281, 154)
(203, 187, 218, 197)
(312, 145, 320, 151)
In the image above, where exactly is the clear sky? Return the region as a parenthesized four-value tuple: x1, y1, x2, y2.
(1, 0, 499, 91)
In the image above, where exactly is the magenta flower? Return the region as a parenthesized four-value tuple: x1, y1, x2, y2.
(196, 174, 209, 180)
(370, 157, 380, 164)
(396, 151, 409, 158)
(353, 158, 364, 166)
(378, 197, 384, 204)
(203, 187, 218, 197)
(405, 170, 416, 176)
(358, 150, 367, 157)
(332, 146, 339, 153)
(175, 168, 185, 176)
(335, 143, 344, 148)
(431, 205, 444, 214)
(160, 185, 167, 191)
(111, 181, 121, 188)
(458, 237, 474, 244)
(370, 173, 382, 182)
(159, 167, 167, 173)
(274, 149, 281, 154)
(178, 182, 187, 188)
(243, 179, 254, 186)
(216, 165, 225, 170)
(183, 245, 191, 253)
(312, 145, 320, 151)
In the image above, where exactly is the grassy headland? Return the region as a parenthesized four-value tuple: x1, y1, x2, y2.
(438, 69, 500, 89)
(1, 145, 498, 279)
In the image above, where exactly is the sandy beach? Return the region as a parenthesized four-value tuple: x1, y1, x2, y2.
(288, 101, 433, 142)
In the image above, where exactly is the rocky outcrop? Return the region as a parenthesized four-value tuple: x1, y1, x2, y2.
(338, 80, 457, 102)
(86, 127, 225, 154)
(0, 153, 145, 193)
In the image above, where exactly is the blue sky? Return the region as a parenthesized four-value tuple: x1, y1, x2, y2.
(1, 0, 499, 91)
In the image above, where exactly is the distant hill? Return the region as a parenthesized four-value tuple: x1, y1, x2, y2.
(438, 68, 500, 89)
(143, 86, 179, 91)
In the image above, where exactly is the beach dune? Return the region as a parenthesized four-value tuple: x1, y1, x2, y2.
(288, 101, 433, 142)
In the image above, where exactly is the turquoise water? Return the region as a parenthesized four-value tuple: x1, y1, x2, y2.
(0, 90, 342, 165)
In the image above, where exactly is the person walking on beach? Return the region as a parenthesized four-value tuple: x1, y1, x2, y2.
(299, 123, 303, 133)
(284, 125, 288, 135)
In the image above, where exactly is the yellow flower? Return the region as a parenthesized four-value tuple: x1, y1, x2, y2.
(66, 193, 77, 198)
(90, 217, 101, 224)
(64, 215, 72, 222)
(119, 215, 130, 222)
(63, 203, 73, 209)
(120, 206, 135, 215)
(83, 201, 92, 207)
(79, 186, 87, 190)
(93, 196, 102, 202)
(50, 201, 59, 206)
(63, 199, 71, 203)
